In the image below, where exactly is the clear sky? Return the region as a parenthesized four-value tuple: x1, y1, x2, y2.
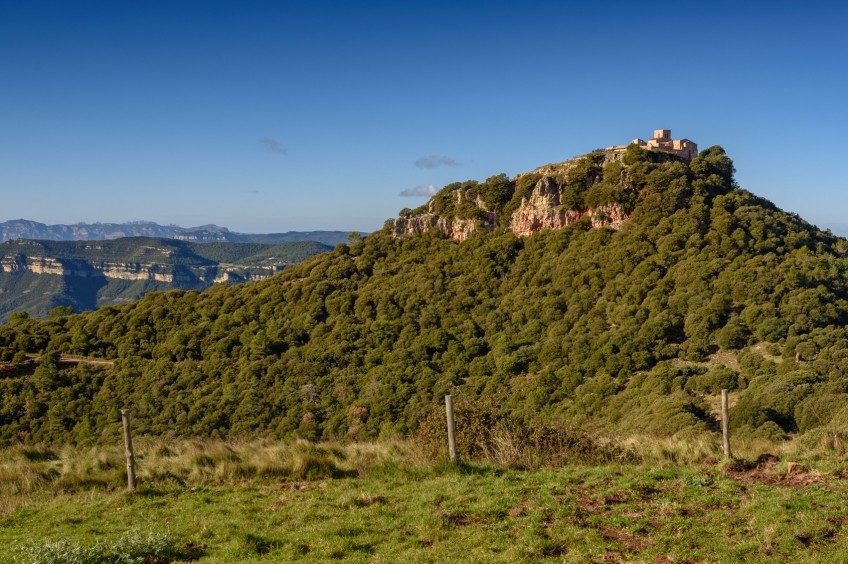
(2, 1, 846, 234)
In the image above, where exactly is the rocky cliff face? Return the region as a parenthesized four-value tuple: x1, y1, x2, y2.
(509, 175, 629, 236)
(392, 193, 498, 242)
(0, 237, 330, 320)
(1, 255, 282, 284)
(393, 156, 634, 241)
(509, 176, 588, 236)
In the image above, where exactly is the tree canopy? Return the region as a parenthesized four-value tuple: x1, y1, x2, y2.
(2, 146, 848, 446)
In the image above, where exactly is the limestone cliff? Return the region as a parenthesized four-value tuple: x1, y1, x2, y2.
(392, 192, 498, 242)
(392, 153, 635, 241)
(0, 237, 330, 320)
(0, 255, 280, 284)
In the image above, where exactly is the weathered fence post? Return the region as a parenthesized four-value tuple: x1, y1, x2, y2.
(121, 409, 137, 493)
(445, 394, 457, 463)
(721, 389, 732, 459)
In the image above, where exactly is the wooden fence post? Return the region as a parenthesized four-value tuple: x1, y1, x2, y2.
(121, 409, 137, 493)
(721, 389, 732, 459)
(445, 394, 457, 463)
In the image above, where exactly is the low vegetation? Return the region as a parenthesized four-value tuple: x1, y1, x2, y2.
(2, 435, 848, 562)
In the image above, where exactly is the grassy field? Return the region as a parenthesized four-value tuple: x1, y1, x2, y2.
(1, 437, 847, 563)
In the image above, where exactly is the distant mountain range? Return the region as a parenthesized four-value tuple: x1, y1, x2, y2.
(0, 219, 354, 247)
(0, 237, 332, 321)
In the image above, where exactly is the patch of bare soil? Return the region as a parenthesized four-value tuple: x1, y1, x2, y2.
(279, 481, 327, 492)
(355, 493, 388, 507)
(723, 454, 828, 489)
(58, 355, 115, 367)
(709, 350, 740, 369)
(598, 525, 651, 553)
(507, 500, 536, 517)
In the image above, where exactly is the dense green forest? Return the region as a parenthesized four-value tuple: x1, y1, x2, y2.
(2, 145, 848, 446)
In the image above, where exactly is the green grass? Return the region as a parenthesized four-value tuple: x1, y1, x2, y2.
(2, 438, 847, 562)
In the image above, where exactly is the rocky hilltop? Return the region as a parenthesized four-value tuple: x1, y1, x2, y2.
(393, 147, 679, 241)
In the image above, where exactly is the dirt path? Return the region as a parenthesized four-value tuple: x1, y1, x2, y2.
(57, 355, 115, 367)
(21, 353, 115, 367)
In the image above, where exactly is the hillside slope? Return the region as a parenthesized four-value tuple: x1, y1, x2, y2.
(1, 145, 847, 446)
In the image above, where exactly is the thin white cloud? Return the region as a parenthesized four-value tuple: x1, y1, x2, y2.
(414, 155, 459, 169)
(400, 184, 437, 197)
(260, 138, 288, 155)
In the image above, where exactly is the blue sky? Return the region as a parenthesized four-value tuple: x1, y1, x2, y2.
(2, 1, 846, 234)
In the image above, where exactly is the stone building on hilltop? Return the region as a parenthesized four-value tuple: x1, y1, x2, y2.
(606, 129, 698, 162)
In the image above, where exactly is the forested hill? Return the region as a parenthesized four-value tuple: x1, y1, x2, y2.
(2, 145, 848, 447)
(0, 238, 331, 321)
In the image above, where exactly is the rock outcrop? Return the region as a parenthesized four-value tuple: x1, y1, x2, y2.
(393, 188, 502, 241)
(393, 200, 497, 242)
(509, 177, 586, 236)
(1, 254, 284, 284)
(393, 156, 634, 241)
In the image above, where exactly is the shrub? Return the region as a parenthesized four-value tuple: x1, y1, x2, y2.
(17, 529, 196, 564)
(751, 421, 788, 442)
(623, 143, 648, 165)
(716, 317, 750, 350)
(684, 365, 741, 394)
(412, 397, 638, 469)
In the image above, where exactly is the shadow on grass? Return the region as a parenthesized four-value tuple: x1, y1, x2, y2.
(433, 460, 504, 477)
(239, 533, 276, 554)
(132, 488, 174, 498)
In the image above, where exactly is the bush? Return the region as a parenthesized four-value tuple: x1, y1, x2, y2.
(684, 365, 741, 394)
(732, 371, 820, 433)
(794, 393, 848, 433)
(412, 397, 638, 469)
(17, 529, 199, 564)
(716, 317, 750, 350)
(623, 143, 648, 165)
(751, 421, 788, 442)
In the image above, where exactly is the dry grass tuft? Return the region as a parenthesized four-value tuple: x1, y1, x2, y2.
(0, 438, 400, 517)
(622, 434, 721, 465)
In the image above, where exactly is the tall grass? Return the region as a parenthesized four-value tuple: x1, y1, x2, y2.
(621, 434, 721, 465)
(3, 424, 847, 518)
(0, 439, 399, 517)
(620, 427, 848, 469)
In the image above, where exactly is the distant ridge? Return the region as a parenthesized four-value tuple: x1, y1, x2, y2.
(0, 220, 355, 247)
(0, 237, 332, 321)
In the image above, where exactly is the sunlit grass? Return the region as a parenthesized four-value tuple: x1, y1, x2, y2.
(1, 435, 847, 562)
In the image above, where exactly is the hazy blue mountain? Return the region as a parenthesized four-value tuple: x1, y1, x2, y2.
(0, 220, 355, 246)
